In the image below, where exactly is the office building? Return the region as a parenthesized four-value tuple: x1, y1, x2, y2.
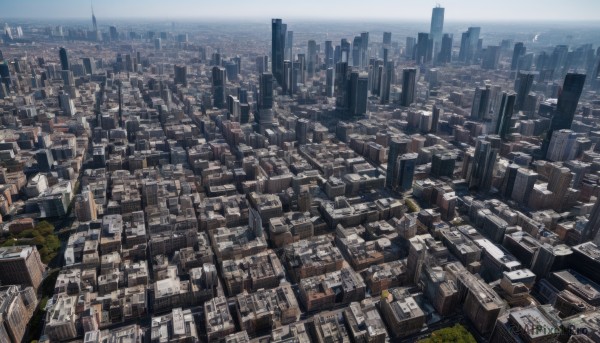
(174, 65, 187, 86)
(543, 73, 586, 157)
(468, 137, 498, 192)
(471, 85, 491, 120)
(438, 34, 453, 64)
(212, 66, 226, 109)
(458, 27, 481, 64)
(495, 92, 516, 139)
(511, 42, 526, 70)
(0, 246, 45, 290)
(285, 30, 293, 60)
(401, 68, 417, 107)
(272, 19, 287, 85)
(59, 47, 69, 70)
(430, 6, 445, 56)
(349, 71, 368, 116)
(383, 32, 392, 45)
(514, 71, 535, 113)
(482, 45, 501, 70)
(416, 32, 431, 64)
(74, 189, 97, 222)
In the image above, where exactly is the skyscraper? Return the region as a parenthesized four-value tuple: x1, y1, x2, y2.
(307, 40, 317, 78)
(326, 67, 334, 97)
(438, 34, 453, 64)
(383, 32, 392, 46)
(341, 39, 351, 63)
(511, 42, 526, 70)
(59, 47, 69, 71)
(257, 73, 275, 133)
(259, 73, 273, 110)
(430, 6, 444, 57)
(174, 65, 187, 86)
(360, 32, 369, 68)
(514, 71, 535, 113)
(325, 40, 334, 67)
(458, 27, 481, 64)
(401, 68, 417, 107)
(0, 62, 11, 90)
(212, 66, 226, 109)
(285, 31, 293, 61)
(335, 62, 350, 111)
(380, 61, 393, 104)
(352, 35, 362, 67)
(349, 71, 368, 116)
(109, 26, 118, 40)
(271, 19, 287, 86)
(482, 46, 501, 70)
(495, 92, 516, 139)
(542, 73, 586, 157)
(468, 137, 498, 192)
(386, 138, 410, 189)
(397, 153, 418, 192)
(416, 33, 431, 64)
(471, 85, 491, 120)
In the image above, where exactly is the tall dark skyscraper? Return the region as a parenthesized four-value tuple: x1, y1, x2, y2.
(360, 32, 369, 68)
(0, 62, 10, 86)
(495, 92, 516, 139)
(401, 68, 417, 107)
(542, 73, 586, 157)
(430, 5, 444, 57)
(511, 42, 526, 70)
(349, 71, 368, 116)
(514, 71, 535, 113)
(307, 40, 317, 78)
(380, 61, 393, 104)
(335, 62, 349, 111)
(416, 33, 431, 64)
(257, 73, 275, 133)
(59, 47, 69, 71)
(471, 85, 491, 120)
(468, 137, 498, 192)
(341, 39, 351, 63)
(386, 138, 409, 189)
(271, 19, 287, 86)
(386, 139, 417, 192)
(211, 66, 226, 109)
(325, 40, 334, 67)
(259, 73, 273, 110)
(326, 67, 334, 97)
(438, 34, 453, 64)
(174, 65, 187, 86)
(352, 35, 362, 67)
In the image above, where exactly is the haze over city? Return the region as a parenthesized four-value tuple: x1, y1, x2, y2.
(0, 1, 600, 343)
(2, 0, 600, 21)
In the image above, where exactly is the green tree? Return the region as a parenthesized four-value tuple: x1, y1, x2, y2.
(418, 324, 477, 343)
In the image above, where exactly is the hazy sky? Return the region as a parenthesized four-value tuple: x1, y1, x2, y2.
(2, 0, 600, 22)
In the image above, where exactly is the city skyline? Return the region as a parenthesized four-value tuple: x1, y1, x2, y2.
(2, 0, 600, 22)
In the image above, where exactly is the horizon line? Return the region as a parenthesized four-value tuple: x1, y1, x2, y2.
(3, 16, 600, 24)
